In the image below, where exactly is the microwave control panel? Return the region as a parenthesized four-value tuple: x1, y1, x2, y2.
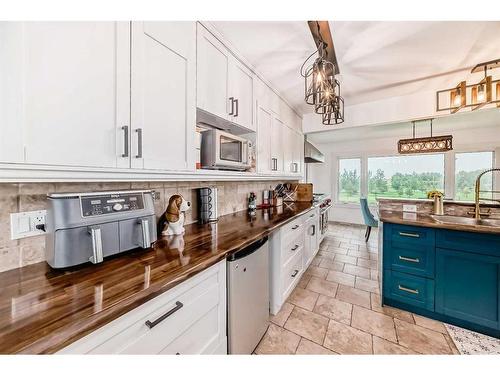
(81, 192, 145, 217)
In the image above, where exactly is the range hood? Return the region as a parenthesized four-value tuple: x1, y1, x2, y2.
(304, 140, 325, 163)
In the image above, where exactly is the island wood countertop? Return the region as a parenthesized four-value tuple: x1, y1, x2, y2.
(0, 202, 314, 354)
(378, 210, 500, 235)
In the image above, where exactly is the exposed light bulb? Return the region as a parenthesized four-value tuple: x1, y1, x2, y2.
(453, 90, 462, 107)
(477, 84, 485, 102)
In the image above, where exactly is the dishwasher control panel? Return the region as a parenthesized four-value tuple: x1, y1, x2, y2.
(81, 192, 145, 217)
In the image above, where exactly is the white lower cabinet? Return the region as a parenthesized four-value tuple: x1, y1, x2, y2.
(303, 208, 320, 268)
(58, 260, 227, 354)
(269, 211, 308, 315)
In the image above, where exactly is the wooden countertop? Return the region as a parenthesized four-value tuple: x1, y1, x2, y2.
(0, 202, 314, 354)
(379, 210, 500, 235)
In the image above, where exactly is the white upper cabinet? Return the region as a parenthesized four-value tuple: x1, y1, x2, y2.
(130, 22, 196, 171)
(271, 115, 284, 173)
(292, 130, 304, 175)
(230, 60, 255, 132)
(196, 24, 254, 133)
(196, 25, 230, 121)
(20, 22, 130, 168)
(0, 23, 24, 163)
(256, 102, 272, 174)
(283, 126, 294, 174)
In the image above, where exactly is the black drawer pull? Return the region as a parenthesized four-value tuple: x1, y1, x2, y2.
(398, 255, 420, 263)
(398, 231, 420, 238)
(291, 269, 299, 278)
(291, 244, 299, 251)
(145, 301, 183, 329)
(398, 285, 419, 294)
(292, 225, 299, 230)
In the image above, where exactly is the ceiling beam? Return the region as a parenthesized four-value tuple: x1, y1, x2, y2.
(308, 21, 340, 75)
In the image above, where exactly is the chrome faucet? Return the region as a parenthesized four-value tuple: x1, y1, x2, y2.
(474, 168, 500, 219)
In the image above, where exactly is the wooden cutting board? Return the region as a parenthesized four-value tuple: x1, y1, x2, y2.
(292, 183, 313, 202)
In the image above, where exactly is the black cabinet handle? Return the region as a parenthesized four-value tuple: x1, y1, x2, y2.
(292, 225, 299, 230)
(291, 270, 299, 278)
(291, 244, 299, 251)
(228, 97, 235, 115)
(234, 98, 239, 117)
(145, 301, 183, 329)
(121, 126, 129, 157)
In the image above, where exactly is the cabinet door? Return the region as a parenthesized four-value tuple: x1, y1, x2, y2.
(229, 58, 254, 132)
(283, 126, 294, 174)
(0, 23, 24, 163)
(435, 248, 500, 329)
(271, 115, 284, 173)
(293, 131, 304, 175)
(130, 22, 195, 171)
(256, 103, 272, 174)
(21, 22, 130, 168)
(196, 25, 230, 121)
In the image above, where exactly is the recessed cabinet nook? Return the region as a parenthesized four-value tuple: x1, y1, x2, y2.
(0, 21, 303, 181)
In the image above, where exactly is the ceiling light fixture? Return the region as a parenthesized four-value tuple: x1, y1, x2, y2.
(436, 58, 500, 113)
(301, 21, 344, 125)
(398, 119, 453, 154)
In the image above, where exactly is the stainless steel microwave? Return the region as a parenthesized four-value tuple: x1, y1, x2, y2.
(201, 129, 251, 171)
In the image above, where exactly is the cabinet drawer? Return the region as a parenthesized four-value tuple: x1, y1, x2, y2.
(386, 224, 434, 249)
(281, 250, 303, 298)
(59, 261, 226, 354)
(281, 229, 304, 265)
(281, 215, 306, 238)
(436, 229, 500, 257)
(385, 245, 435, 278)
(383, 270, 434, 311)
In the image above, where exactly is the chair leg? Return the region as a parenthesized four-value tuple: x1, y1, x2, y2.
(365, 226, 372, 242)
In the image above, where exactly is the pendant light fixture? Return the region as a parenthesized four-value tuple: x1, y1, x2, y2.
(301, 21, 344, 125)
(436, 58, 500, 113)
(398, 119, 453, 154)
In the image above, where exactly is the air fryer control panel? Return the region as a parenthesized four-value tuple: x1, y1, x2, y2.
(81, 192, 145, 217)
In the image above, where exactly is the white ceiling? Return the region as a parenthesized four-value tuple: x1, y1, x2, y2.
(212, 21, 500, 113)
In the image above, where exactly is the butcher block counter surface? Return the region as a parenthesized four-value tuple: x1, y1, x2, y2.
(0, 202, 313, 354)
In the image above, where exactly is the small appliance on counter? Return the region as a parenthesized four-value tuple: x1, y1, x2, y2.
(197, 187, 218, 223)
(45, 190, 157, 269)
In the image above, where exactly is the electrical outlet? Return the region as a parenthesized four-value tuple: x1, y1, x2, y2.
(10, 210, 47, 240)
(402, 204, 417, 213)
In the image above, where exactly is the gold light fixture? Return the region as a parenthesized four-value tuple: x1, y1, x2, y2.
(398, 119, 453, 154)
(437, 59, 500, 113)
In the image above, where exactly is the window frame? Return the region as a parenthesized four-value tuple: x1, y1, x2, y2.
(337, 157, 362, 204)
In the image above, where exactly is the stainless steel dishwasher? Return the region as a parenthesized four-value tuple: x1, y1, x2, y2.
(227, 236, 270, 354)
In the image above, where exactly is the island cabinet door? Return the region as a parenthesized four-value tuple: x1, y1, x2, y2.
(435, 248, 500, 330)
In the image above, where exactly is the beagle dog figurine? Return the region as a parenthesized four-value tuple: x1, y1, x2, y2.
(158, 194, 191, 236)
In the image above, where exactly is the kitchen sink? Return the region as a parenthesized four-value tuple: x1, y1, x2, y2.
(430, 215, 500, 228)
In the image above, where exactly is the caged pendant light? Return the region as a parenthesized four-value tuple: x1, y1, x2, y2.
(301, 21, 344, 125)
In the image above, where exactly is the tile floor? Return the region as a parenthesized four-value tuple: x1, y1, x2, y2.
(255, 222, 460, 355)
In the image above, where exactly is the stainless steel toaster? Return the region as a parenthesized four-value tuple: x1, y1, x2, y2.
(45, 190, 157, 268)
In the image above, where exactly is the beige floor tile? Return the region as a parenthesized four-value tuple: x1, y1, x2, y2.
(326, 270, 355, 287)
(370, 293, 414, 323)
(351, 305, 397, 342)
(305, 276, 338, 297)
(323, 320, 373, 354)
(355, 276, 380, 294)
(287, 287, 319, 311)
(318, 250, 337, 259)
(335, 284, 371, 308)
(343, 264, 371, 278)
(270, 302, 294, 327)
(318, 259, 345, 271)
(329, 247, 349, 255)
(284, 307, 329, 345)
(295, 338, 337, 355)
(443, 332, 460, 355)
(372, 336, 417, 354)
(304, 266, 328, 279)
(313, 294, 352, 324)
(255, 323, 301, 354)
(394, 318, 452, 354)
(297, 274, 312, 289)
(334, 254, 358, 265)
(347, 249, 371, 259)
(310, 257, 321, 266)
(412, 314, 448, 334)
(357, 258, 378, 270)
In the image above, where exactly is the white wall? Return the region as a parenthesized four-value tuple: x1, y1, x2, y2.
(308, 109, 500, 225)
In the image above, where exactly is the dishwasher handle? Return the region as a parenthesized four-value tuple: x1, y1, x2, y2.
(227, 236, 268, 261)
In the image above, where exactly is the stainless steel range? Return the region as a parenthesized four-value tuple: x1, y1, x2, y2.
(45, 190, 157, 268)
(313, 193, 332, 242)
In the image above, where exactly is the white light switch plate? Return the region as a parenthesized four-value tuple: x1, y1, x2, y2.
(403, 204, 417, 213)
(10, 210, 47, 240)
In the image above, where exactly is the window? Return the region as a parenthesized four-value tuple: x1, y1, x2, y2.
(455, 151, 494, 201)
(338, 158, 361, 203)
(367, 154, 445, 204)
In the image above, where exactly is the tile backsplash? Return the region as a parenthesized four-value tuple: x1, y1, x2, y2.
(0, 180, 288, 272)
